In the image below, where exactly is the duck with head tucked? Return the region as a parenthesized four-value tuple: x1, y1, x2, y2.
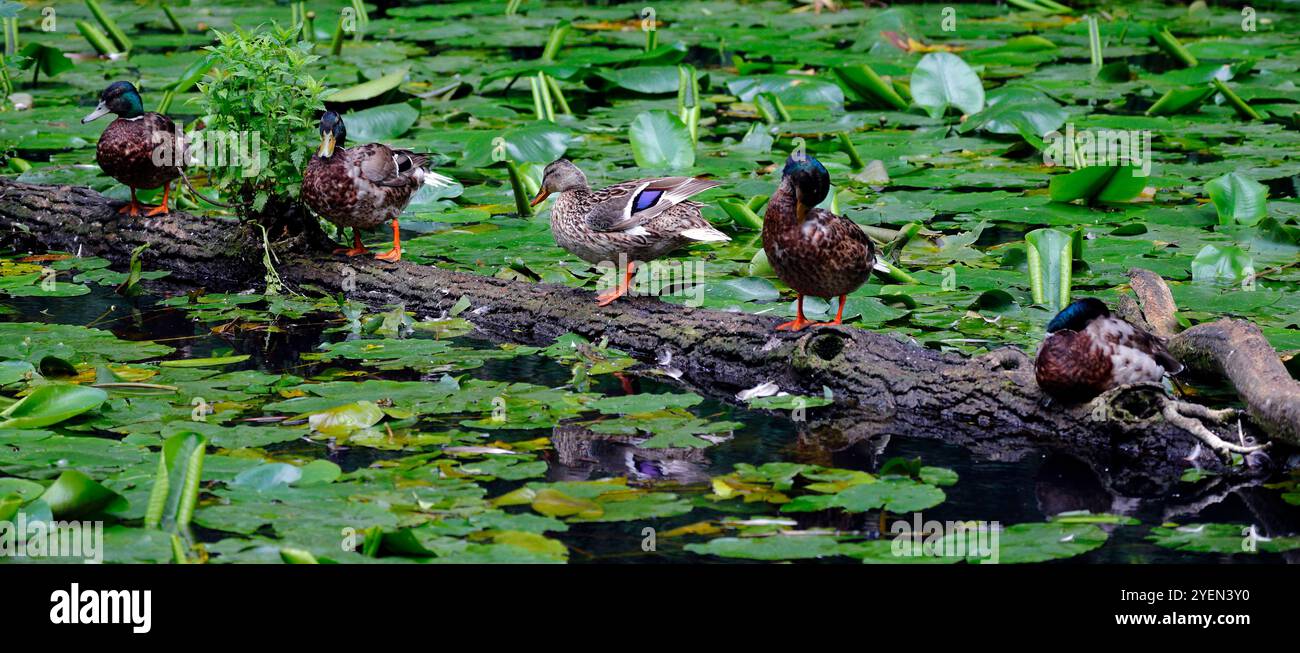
(1034, 297, 1183, 402)
(762, 153, 883, 331)
(532, 159, 729, 306)
(82, 81, 181, 217)
(302, 111, 454, 262)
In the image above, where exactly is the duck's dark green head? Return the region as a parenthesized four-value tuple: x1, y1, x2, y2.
(782, 154, 830, 209)
(317, 111, 347, 158)
(81, 81, 144, 124)
(1046, 297, 1109, 333)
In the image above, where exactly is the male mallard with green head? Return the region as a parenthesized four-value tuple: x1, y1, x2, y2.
(531, 159, 729, 306)
(82, 81, 181, 217)
(1035, 297, 1183, 402)
(762, 154, 881, 331)
(302, 111, 453, 262)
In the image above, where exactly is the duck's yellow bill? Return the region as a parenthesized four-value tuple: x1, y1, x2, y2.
(529, 189, 550, 207)
(317, 132, 336, 158)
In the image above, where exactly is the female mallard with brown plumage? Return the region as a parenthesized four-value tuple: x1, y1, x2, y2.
(82, 82, 181, 217)
(530, 159, 730, 306)
(762, 154, 882, 331)
(301, 111, 453, 262)
(1035, 297, 1183, 402)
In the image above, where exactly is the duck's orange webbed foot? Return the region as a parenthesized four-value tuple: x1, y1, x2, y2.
(595, 287, 627, 306)
(595, 262, 636, 306)
(333, 229, 369, 257)
(775, 294, 815, 331)
(374, 220, 402, 262)
(144, 183, 171, 216)
(775, 317, 815, 331)
(809, 295, 849, 328)
(117, 187, 149, 217)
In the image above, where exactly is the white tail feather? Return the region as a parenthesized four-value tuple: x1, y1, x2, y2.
(680, 227, 730, 242)
(423, 170, 457, 188)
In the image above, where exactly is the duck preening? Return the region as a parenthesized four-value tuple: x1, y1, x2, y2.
(761, 154, 883, 331)
(532, 159, 730, 306)
(1034, 297, 1184, 402)
(83, 82, 181, 217)
(301, 111, 455, 262)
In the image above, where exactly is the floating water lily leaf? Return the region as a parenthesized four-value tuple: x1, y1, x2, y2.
(306, 401, 385, 439)
(1147, 523, 1300, 554)
(1205, 171, 1268, 226)
(344, 102, 421, 142)
(910, 52, 985, 119)
(628, 110, 695, 170)
(0, 384, 108, 429)
(231, 463, 302, 492)
(588, 392, 703, 414)
(782, 478, 945, 514)
(462, 123, 571, 167)
(1048, 165, 1146, 204)
(1191, 244, 1254, 284)
(686, 534, 845, 560)
(40, 469, 125, 518)
(994, 522, 1109, 563)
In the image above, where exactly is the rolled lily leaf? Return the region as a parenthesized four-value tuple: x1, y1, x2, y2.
(832, 64, 908, 110)
(1145, 85, 1215, 116)
(1048, 165, 1146, 204)
(0, 383, 107, 429)
(327, 68, 407, 103)
(159, 354, 250, 368)
(1025, 228, 1072, 311)
(144, 431, 207, 532)
(718, 198, 764, 231)
(40, 470, 125, 518)
(1205, 171, 1268, 226)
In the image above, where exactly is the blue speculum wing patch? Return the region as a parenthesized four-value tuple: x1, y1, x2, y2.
(632, 189, 664, 213)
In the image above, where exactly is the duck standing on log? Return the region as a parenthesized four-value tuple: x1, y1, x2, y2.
(762, 153, 883, 331)
(82, 82, 181, 217)
(1034, 297, 1184, 402)
(531, 159, 730, 306)
(302, 111, 455, 262)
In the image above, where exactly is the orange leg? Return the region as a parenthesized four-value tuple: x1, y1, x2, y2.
(117, 187, 145, 217)
(811, 294, 848, 327)
(596, 261, 636, 306)
(375, 220, 402, 262)
(333, 229, 368, 257)
(776, 295, 816, 331)
(144, 183, 171, 216)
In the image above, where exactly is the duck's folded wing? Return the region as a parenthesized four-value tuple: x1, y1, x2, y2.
(586, 177, 721, 233)
(352, 144, 429, 188)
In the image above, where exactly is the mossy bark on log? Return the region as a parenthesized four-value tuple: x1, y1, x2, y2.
(0, 179, 1273, 495)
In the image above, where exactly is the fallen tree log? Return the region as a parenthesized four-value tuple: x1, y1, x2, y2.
(0, 179, 1289, 496)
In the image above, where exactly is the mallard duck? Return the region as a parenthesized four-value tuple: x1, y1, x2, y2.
(301, 111, 453, 262)
(531, 159, 729, 306)
(1035, 297, 1184, 402)
(82, 82, 181, 217)
(762, 154, 881, 331)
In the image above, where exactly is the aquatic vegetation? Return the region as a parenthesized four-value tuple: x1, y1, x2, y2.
(0, 0, 1298, 565)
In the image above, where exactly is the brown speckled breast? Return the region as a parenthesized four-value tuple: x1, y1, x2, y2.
(302, 145, 424, 231)
(1034, 329, 1114, 401)
(762, 179, 875, 298)
(96, 114, 181, 190)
